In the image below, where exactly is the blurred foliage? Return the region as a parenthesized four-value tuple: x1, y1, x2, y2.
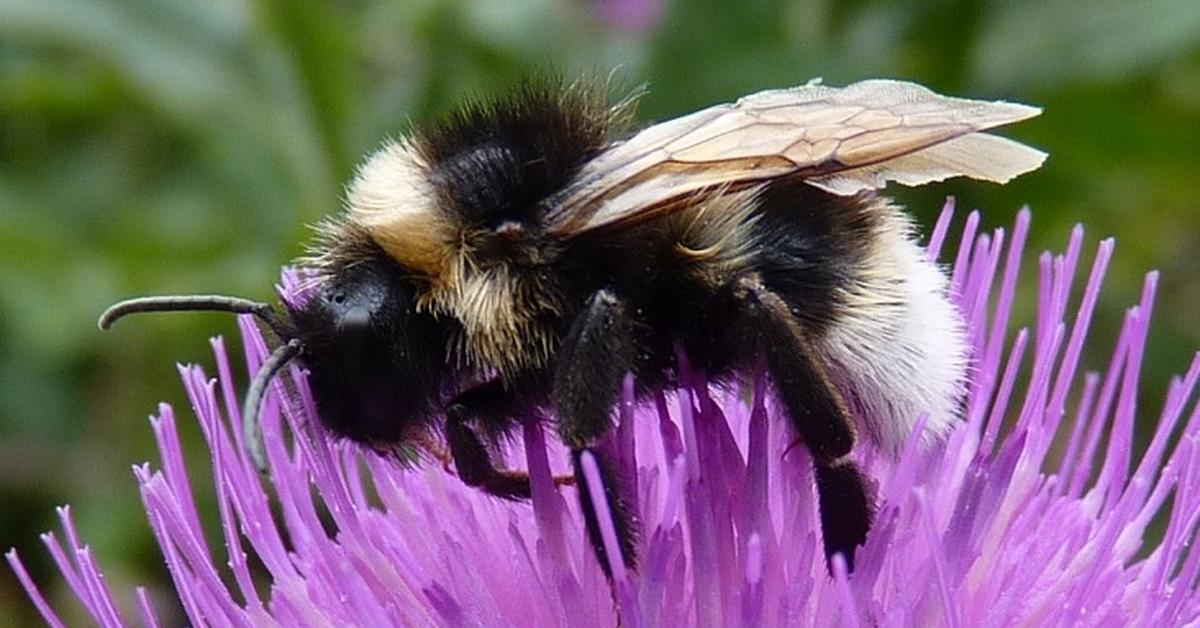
(1, 0, 1198, 623)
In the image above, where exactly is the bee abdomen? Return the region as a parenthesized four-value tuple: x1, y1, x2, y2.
(813, 201, 968, 455)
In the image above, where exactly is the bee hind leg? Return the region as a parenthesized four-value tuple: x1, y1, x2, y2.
(732, 275, 874, 572)
(554, 289, 641, 576)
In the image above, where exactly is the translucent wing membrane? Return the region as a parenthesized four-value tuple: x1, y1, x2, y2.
(543, 79, 1046, 236)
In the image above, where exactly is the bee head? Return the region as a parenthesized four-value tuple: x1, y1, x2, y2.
(99, 251, 449, 471)
(285, 254, 446, 449)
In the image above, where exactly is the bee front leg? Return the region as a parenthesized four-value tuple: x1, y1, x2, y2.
(445, 381, 573, 500)
(732, 275, 874, 572)
(445, 408, 532, 500)
(554, 289, 640, 575)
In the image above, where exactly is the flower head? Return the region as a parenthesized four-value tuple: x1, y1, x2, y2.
(9, 200, 1200, 626)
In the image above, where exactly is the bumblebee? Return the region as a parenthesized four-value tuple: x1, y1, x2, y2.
(101, 78, 1045, 572)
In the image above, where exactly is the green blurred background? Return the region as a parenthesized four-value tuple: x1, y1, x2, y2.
(1, 0, 1198, 623)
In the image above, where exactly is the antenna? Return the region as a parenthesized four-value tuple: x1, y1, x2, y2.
(242, 339, 304, 473)
(99, 295, 286, 336)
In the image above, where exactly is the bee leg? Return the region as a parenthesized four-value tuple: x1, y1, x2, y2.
(733, 276, 874, 572)
(411, 431, 454, 471)
(445, 413, 532, 499)
(812, 460, 873, 572)
(443, 381, 537, 500)
(554, 289, 640, 575)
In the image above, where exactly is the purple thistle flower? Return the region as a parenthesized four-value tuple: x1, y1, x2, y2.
(9, 199, 1200, 626)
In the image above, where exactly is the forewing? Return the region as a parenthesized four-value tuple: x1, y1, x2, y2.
(543, 79, 1046, 236)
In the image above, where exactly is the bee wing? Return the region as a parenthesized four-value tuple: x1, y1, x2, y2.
(543, 79, 1046, 236)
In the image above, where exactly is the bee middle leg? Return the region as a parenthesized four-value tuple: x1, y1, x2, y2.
(553, 289, 640, 575)
(731, 275, 874, 571)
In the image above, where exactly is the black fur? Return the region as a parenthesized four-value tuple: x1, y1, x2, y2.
(553, 290, 639, 448)
(752, 181, 879, 335)
(417, 81, 618, 230)
(285, 249, 445, 446)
